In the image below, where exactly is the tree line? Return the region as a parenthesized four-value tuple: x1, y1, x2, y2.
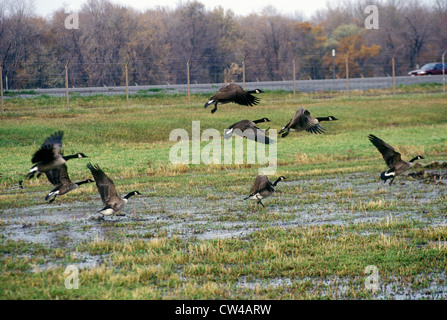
(1, 0, 446, 89)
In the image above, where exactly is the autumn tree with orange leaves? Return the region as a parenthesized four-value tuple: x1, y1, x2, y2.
(1, 0, 445, 89)
(323, 24, 381, 79)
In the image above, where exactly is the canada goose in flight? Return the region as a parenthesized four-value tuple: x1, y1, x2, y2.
(87, 163, 140, 216)
(44, 164, 94, 203)
(368, 134, 424, 185)
(279, 107, 338, 138)
(24, 131, 88, 181)
(224, 118, 275, 144)
(244, 175, 287, 207)
(204, 83, 263, 114)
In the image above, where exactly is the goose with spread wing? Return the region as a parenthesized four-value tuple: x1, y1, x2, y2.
(244, 175, 286, 207)
(87, 163, 140, 216)
(24, 131, 88, 181)
(204, 83, 263, 114)
(44, 164, 94, 203)
(279, 107, 338, 138)
(224, 117, 274, 144)
(368, 134, 424, 185)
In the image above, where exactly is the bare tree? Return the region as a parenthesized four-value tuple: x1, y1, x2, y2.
(0, 0, 52, 88)
(2, 0, 445, 88)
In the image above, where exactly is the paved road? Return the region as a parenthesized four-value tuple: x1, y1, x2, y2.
(6, 75, 446, 97)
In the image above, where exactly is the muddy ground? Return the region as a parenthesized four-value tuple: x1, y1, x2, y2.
(1, 168, 447, 299)
(3, 171, 446, 247)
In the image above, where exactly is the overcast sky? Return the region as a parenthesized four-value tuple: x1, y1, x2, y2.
(32, 0, 332, 19)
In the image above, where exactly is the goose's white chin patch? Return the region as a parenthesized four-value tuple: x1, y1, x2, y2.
(384, 171, 395, 177)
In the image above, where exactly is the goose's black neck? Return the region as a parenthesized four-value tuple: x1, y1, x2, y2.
(63, 154, 78, 160)
(273, 177, 282, 186)
(409, 156, 421, 163)
(124, 191, 139, 199)
(316, 117, 330, 122)
(77, 179, 93, 186)
(253, 118, 265, 124)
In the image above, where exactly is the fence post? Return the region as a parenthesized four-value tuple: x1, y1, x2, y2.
(65, 61, 70, 110)
(125, 60, 129, 107)
(345, 54, 350, 97)
(293, 54, 298, 100)
(1, 64, 4, 114)
(332, 49, 335, 80)
(187, 58, 191, 105)
(242, 55, 247, 90)
(392, 55, 396, 95)
(443, 50, 446, 94)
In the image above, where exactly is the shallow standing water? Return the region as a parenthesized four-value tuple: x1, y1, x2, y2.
(1, 170, 447, 299)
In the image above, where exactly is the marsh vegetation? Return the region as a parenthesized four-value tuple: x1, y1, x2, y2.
(1, 87, 446, 299)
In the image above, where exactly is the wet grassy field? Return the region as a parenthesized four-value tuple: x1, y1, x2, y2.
(1, 87, 447, 299)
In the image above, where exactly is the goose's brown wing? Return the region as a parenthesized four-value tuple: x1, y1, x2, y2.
(228, 120, 253, 130)
(241, 126, 273, 144)
(300, 109, 326, 134)
(249, 175, 270, 195)
(368, 134, 402, 168)
(210, 83, 235, 100)
(232, 90, 259, 106)
(281, 108, 304, 131)
(31, 131, 64, 164)
(45, 164, 72, 186)
(253, 129, 274, 144)
(212, 84, 259, 106)
(44, 166, 62, 186)
(227, 120, 273, 144)
(87, 163, 119, 206)
(58, 164, 72, 185)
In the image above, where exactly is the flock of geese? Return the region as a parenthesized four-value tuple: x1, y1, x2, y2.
(19, 82, 425, 216)
(20, 131, 140, 217)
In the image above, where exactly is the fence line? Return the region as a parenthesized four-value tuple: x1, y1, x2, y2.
(443, 51, 446, 94)
(346, 54, 350, 97)
(392, 55, 396, 95)
(187, 58, 191, 105)
(3, 49, 447, 90)
(125, 61, 129, 107)
(293, 55, 298, 100)
(65, 61, 70, 110)
(1, 65, 4, 114)
(1, 55, 446, 112)
(242, 55, 247, 90)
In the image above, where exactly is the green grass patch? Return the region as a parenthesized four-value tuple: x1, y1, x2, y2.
(0, 88, 447, 299)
